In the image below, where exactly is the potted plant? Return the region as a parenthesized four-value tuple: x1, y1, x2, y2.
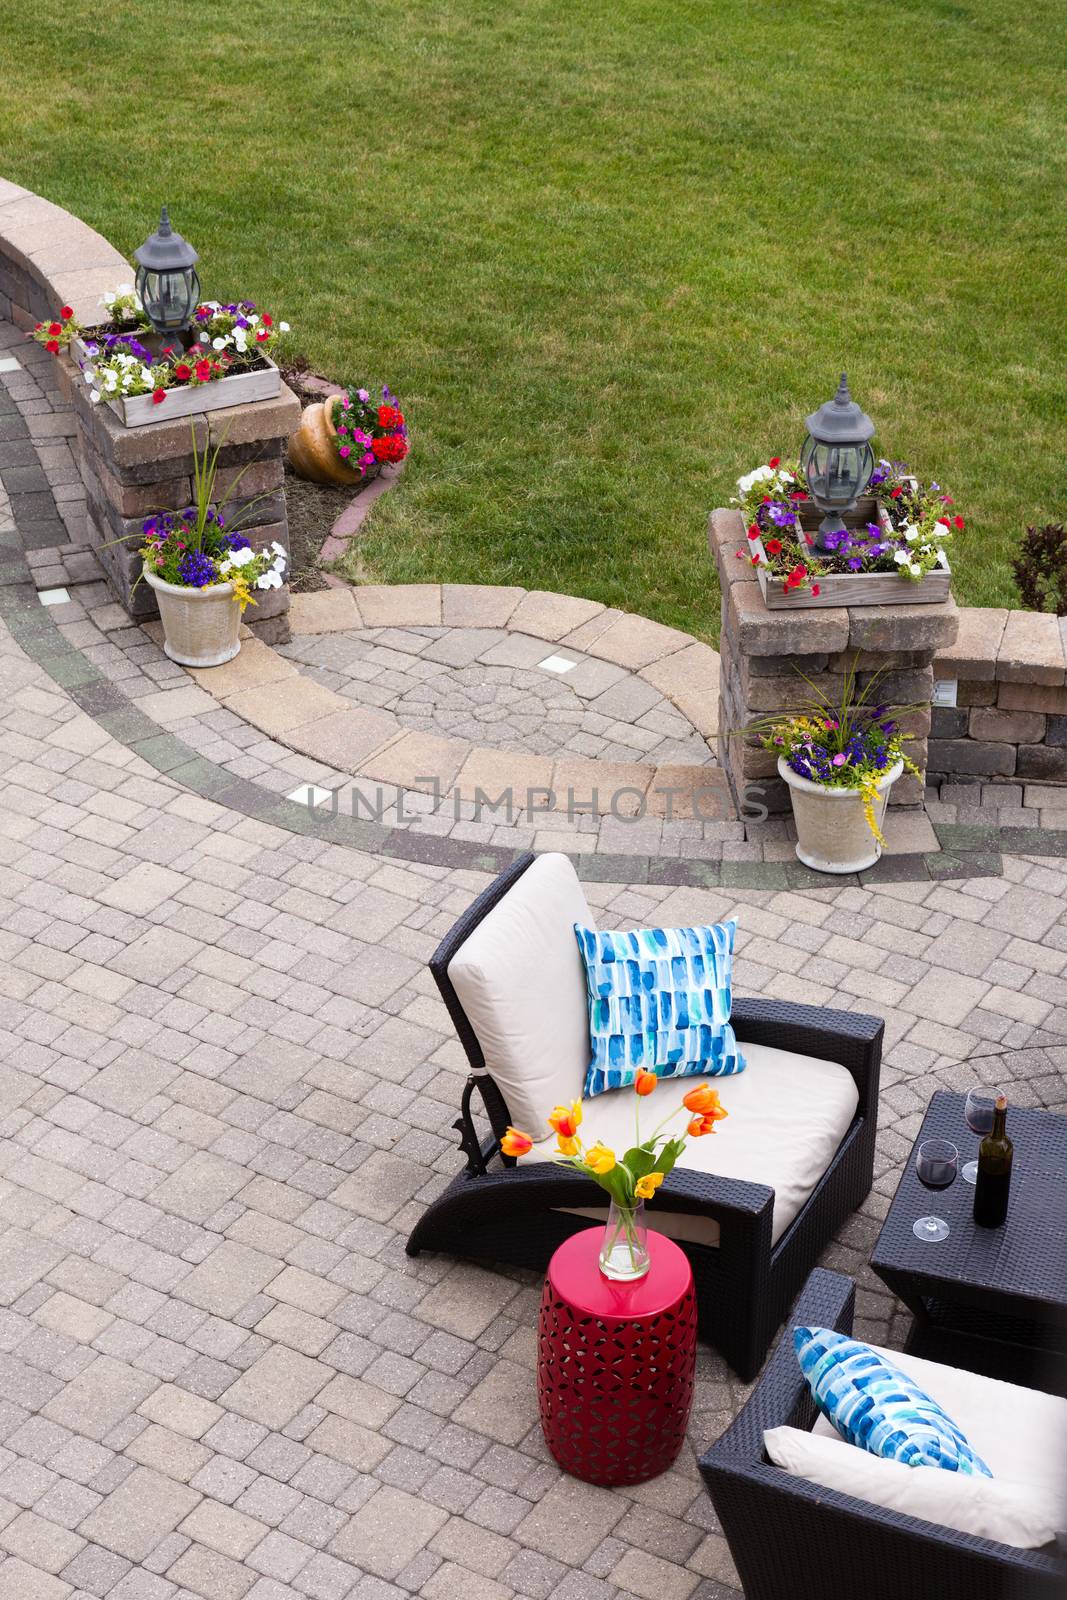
(500, 1071, 728, 1281)
(138, 424, 287, 667)
(749, 666, 924, 874)
(732, 457, 962, 609)
(288, 384, 408, 486)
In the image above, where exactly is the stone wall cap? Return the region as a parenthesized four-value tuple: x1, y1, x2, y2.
(78, 379, 301, 468)
(0, 189, 129, 322)
(996, 609, 1066, 686)
(725, 576, 850, 656)
(847, 595, 958, 655)
(933, 606, 1008, 681)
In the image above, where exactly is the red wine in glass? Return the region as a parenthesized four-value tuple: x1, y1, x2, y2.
(963, 1087, 1004, 1184)
(913, 1138, 958, 1241)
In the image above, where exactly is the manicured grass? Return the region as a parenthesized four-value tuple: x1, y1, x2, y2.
(3, 0, 1064, 638)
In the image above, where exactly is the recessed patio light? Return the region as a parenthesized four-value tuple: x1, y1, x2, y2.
(539, 654, 577, 674)
(286, 784, 333, 807)
(38, 588, 70, 606)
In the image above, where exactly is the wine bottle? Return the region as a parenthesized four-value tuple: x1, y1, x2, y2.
(973, 1092, 1012, 1228)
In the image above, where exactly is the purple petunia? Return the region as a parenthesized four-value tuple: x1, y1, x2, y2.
(178, 550, 217, 587)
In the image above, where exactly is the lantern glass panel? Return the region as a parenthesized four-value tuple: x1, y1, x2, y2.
(136, 266, 200, 334)
(802, 437, 874, 512)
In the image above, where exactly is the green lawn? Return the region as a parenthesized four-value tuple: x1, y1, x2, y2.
(3, 0, 1064, 639)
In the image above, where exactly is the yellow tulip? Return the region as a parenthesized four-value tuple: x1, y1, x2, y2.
(585, 1143, 616, 1175)
(556, 1133, 580, 1157)
(634, 1171, 665, 1201)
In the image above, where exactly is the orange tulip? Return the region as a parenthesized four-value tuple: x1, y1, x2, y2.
(688, 1103, 728, 1137)
(500, 1127, 533, 1158)
(548, 1101, 583, 1140)
(683, 1083, 723, 1116)
(634, 1069, 658, 1096)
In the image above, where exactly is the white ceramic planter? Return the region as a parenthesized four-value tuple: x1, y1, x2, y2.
(143, 569, 241, 667)
(778, 756, 903, 874)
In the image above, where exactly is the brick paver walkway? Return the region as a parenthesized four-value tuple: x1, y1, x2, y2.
(1, 324, 1066, 1599)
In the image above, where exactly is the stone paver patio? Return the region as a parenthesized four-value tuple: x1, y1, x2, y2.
(0, 323, 1066, 1600)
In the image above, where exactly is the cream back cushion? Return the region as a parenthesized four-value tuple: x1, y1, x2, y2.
(447, 854, 593, 1135)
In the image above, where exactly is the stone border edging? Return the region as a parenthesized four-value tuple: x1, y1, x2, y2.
(0, 178, 130, 330)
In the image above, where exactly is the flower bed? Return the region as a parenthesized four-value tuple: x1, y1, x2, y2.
(733, 458, 962, 609)
(329, 386, 409, 477)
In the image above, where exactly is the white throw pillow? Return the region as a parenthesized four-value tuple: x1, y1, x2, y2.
(764, 1424, 1064, 1550)
(446, 854, 593, 1135)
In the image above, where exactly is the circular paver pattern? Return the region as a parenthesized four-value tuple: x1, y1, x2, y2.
(278, 625, 714, 764)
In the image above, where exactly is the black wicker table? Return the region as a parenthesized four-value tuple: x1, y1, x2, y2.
(871, 1089, 1067, 1395)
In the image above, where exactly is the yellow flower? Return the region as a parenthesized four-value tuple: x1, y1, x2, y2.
(548, 1102, 582, 1140)
(585, 1143, 615, 1175)
(634, 1171, 665, 1200)
(556, 1133, 580, 1157)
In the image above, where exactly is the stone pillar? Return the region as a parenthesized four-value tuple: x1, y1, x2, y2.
(709, 509, 959, 816)
(62, 353, 299, 645)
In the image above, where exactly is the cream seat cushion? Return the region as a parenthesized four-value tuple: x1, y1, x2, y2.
(520, 1041, 859, 1247)
(446, 853, 594, 1136)
(765, 1342, 1067, 1549)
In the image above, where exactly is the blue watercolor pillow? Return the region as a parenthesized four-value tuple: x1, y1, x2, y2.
(795, 1325, 993, 1476)
(575, 920, 745, 1098)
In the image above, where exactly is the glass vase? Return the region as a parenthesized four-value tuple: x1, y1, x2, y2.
(598, 1198, 650, 1282)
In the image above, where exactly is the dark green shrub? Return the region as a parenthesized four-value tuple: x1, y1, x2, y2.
(1012, 524, 1067, 615)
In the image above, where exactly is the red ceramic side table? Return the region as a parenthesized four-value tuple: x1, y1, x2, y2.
(537, 1227, 697, 1486)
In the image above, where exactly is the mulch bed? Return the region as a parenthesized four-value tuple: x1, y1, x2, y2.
(282, 466, 350, 593)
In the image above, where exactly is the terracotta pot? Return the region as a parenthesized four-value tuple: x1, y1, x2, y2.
(143, 568, 242, 668)
(287, 396, 379, 487)
(778, 756, 903, 874)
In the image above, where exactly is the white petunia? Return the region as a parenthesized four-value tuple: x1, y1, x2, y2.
(227, 546, 255, 567)
(893, 550, 909, 565)
(116, 282, 133, 295)
(279, 321, 290, 333)
(738, 464, 775, 494)
(247, 313, 259, 326)
(218, 558, 233, 574)
(212, 336, 228, 350)
(101, 292, 116, 307)
(901, 522, 919, 543)
(140, 367, 152, 384)
(89, 390, 101, 404)
(257, 569, 282, 590)
(270, 541, 287, 557)
(908, 563, 922, 578)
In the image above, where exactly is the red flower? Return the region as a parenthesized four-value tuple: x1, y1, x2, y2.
(803, 532, 814, 545)
(195, 360, 213, 382)
(953, 515, 964, 529)
(789, 564, 807, 583)
(261, 314, 273, 327)
(750, 554, 761, 566)
(378, 404, 404, 429)
(45, 339, 59, 354)
(372, 433, 408, 464)
(60, 305, 74, 320)
(768, 457, 780, 469)
(34, 322, 42, 331)
(47, 322, 61, 336)
(765, 537, 782, 555)
(174, 363, 192, 382)
(790, 489, 808, 500)
(811, 583, 821, 596)
(151, 388, 166, 406)
(890, 486, 903, 499)
(746, 528, 759, 542)
(937, 516, 950, 527)
(255, 330, 269, 342)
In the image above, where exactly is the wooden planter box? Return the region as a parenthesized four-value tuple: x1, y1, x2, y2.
(755, 493, 952, 609)
(94, 358, 280, 429)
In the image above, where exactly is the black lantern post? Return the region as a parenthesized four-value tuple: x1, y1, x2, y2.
(800, 373, 876, 553)
(133, 207, 201, 354)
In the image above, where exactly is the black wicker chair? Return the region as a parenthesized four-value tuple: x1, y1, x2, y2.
(700, 1268, 1067, 1600)
(406, 853, 883, 1380)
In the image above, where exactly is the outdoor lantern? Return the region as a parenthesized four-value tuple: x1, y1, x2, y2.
(800, 373, 876, 553)
(134, 206, 201, 351)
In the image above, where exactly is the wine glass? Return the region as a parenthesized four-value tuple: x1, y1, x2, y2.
(913, 1138, 958, 1241)
(962, 1087, 1005, 1184)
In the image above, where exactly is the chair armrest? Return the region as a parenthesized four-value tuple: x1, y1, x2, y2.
(701, 1268, 855, 1465)
(732, 997, 883, 1120)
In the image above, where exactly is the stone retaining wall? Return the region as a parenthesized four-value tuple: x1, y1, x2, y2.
(930, 607, 1067, 785)
(0, 180, 296, 643)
